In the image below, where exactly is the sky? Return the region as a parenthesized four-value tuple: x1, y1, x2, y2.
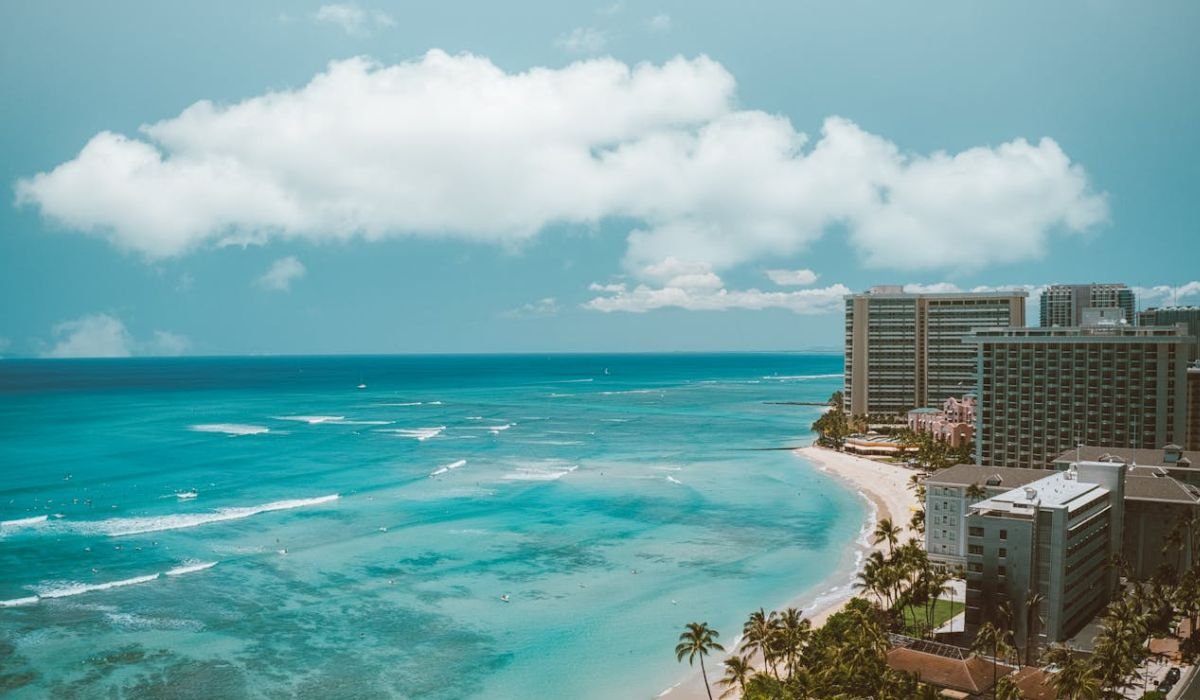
(1, 1, 1198, 357)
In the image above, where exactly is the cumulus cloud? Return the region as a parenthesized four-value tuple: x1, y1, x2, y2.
(586, 261, 849, 313)
(555, 27, 607, 53)
(41, 313, 189, 358)
(14, 51, 1107, 273)
(256, 256, 307, 291)
(502, 297, 560, 318)
(1134, 282, 1200, 308)
(313, 4, 394, 34)
(766, 268, 818, 286)
(648, 13, 672, 32)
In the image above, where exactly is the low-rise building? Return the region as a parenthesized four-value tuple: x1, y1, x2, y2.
(908, 394, 976, 447)
(962, 461, 1125, 650)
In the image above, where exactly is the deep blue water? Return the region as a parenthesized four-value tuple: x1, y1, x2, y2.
(0, 354, 862, 699)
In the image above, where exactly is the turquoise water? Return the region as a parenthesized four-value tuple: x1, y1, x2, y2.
(0, 354, 862, 699)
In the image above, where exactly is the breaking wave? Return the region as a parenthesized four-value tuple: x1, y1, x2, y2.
(190, 423, 270, 436)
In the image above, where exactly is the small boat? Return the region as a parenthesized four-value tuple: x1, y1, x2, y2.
(500, 594, 510, 603)
(176, 490, 198, 500)
(356, 383, 367, 390)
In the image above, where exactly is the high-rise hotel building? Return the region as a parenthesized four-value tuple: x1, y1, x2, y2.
(1039, 283, 1135, 327)
(843, 286, 1026, 416)
(968, 325, 1193, 468)
(1139, 306, 1200, 361)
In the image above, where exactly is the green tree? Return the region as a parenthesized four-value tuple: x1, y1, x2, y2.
(994, 673, 1025, 700)
(965, 482, 988, 502)
(873, 517, 903, 556)
(716, 654, 754, 699)
(675, 622, 725, 700)
(742, 609, 781, 680)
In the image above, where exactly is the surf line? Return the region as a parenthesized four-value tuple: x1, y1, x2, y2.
(0, 561, 219, 608)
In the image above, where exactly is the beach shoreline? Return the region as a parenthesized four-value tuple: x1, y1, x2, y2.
(660, 445, 920, 699)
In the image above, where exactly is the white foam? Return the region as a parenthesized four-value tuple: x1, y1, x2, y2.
(71, 494, 340, 537)
(190, 423, 270, 436)
(382, 427, 445, 441)
(328, 419, 394, 425)
(466, 416, 483, 420)
(39, 573, 161, 599)
(502, 465, 578, 482)
(164, 560, 218, 576)
(428, 401, 444, 405)
(488, 423, 513, 435)
(429, 459, 468, 477)
(558, 378, 594, 383)
(665, 476, 683, 485)
(1, 515, 48, 529)
(276, 415, 344, 424)
(0, 596, 39, 608)
(175, 490, 198, 500)
(761, 373, 844, 381)
(375, 402, 423, 407)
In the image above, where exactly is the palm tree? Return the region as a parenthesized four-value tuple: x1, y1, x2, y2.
(675, 621, 725, 700)
(971, 622, 1012, 694)
(994, 673, 1025, 700)
(965, 482, 987, 503)
(1023, 591, 1046, 666)
(873, 517, 902, 556)
(741, 609, 780, 680)
(776, 607, 811, 677)
(716, 654, 754, 699)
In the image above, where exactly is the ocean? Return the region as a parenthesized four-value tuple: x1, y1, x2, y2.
(0, 354, 864, 699)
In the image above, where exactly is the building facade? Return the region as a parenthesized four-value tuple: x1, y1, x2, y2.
(1139, 306, 1200, 361)
(961, 462, 1125, 650)
(907, 394, 976, 447)
(843, 286, 1026, 417)
(1039, 283, 1135, 327)
(969, 325, 1193, 469)
(1191, 366, 1200, 452)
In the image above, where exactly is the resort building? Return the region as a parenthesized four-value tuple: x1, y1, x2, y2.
(843, 286, 1026, 417)
(1191, 365, 1200, 451)
(925, 464, 1046, 570)
(907, 394, 976, 447)
(1051, 445, 1200, 579)
(1139, 306, 1200, 361)
(1039, 283, 1135, 327)
(968, 324, 1193, 469)
(962, 461, 1125, 649)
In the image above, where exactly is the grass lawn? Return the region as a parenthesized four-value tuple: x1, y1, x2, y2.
(900, 598, 965, 636)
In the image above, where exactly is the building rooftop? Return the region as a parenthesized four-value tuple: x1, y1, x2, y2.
(885, 636, 1002, 696)
(926, 464, 1047, 490)
(972, 471, 1105, 513)
(968, 325, 1190, 340)
(1125, 474, 1200, 504)
(1051, 445, 1200, 468)
(849, 286, 1028, 300)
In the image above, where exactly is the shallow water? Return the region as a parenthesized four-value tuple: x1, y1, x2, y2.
(0, 354, 861, 699)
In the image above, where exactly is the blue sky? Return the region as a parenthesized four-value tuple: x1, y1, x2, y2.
(2, 1, 1197, 356)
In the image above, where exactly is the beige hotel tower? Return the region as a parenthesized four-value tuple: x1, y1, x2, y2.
(843, 286, 1027, 416)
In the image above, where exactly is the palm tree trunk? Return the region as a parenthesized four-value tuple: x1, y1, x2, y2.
(700, 657, 713, 700)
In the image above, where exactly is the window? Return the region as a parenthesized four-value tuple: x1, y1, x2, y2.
(999, 548, 1007, 558)
(968, 562, 983, 573)
(969, 526, 984, 537)
(1000, 529, 1008, 540)
(968, 544, 983, 555)
(998, 565, 1007, 576)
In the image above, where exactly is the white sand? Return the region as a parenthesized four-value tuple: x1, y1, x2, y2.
(661, 446, 921, 699)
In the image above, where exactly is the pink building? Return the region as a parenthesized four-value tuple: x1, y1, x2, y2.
(907, 394, 976, 447)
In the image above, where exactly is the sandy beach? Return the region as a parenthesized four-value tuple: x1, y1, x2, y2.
(661, 446, 920, 699)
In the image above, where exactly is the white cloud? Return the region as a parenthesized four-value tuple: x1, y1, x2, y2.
(1134, 282, 1200, 308)
(256, 256, 307, 291)
(15, 51, 1107, 274)
(648, 13, 672, 32)
(41, 313, 190, 358)
(597, 2, 624, 16)
(146, 330, 191, 355)
(43, 313, 132, 358)
(586, 262, 849, 313)
(902, 282, 965, 294)
(766, 268, 818, 286)
(502, 297, 560, 318)
(313, 4, 394, 34)
(555, 27, 607, 53)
